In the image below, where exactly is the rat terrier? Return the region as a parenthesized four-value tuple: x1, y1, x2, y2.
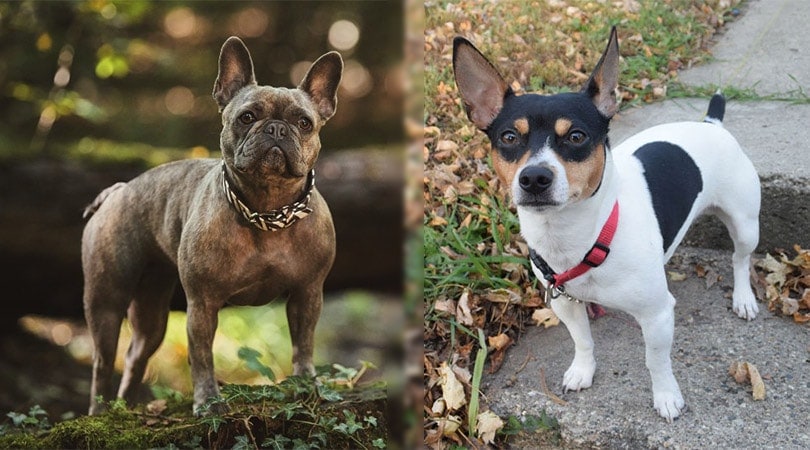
(452, 27, 760, 421)
(82, 36, 342, 415)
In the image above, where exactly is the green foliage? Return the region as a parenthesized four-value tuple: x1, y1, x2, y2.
(3, 405, 51, 438)
(0, 364, 387, 449)
(236, 346, 276, 382)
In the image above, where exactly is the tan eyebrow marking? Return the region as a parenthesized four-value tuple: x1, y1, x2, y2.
(514, 117, 529, 135)
(554, 118, 573, 137)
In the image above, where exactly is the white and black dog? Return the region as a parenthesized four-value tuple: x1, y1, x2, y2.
(452, 27, 760, 421)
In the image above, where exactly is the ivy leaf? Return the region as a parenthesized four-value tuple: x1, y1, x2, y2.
(236, 346, 275, 381)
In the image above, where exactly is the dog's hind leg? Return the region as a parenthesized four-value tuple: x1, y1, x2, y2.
(715, 204, 760, 320)
(117, 266, 176, 405)
(84, 280, 129, 415)
(636, 292, 685, 422)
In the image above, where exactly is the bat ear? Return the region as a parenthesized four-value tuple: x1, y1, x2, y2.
(582, 27, 620, 118)
(298, 51, 343, 121)
(453, 37, 511, 130)
(213, 36, 257, 110)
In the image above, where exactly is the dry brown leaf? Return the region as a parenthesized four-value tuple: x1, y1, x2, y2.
(729, 360, 747, 384)
(456, 291, 474, 326)
(442, 415, 462, 437)
(748, 363, 766, 400)
(728, 361, 766, 400)
(431, 398, 446, 417)
(429, 216, 448, 227)
(476, 410, 505, 445)
(436, 139, 459, 152)
(759, 253, 790, 288)
(667, 271, 687, 281)
(438, 362, 466, 411)
(146, 399, 167, 416)
(532, 308, 560, 328)
(487, 333, 512, 351)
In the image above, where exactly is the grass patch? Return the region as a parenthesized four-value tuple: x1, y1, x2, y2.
(423, 0, 742, 446)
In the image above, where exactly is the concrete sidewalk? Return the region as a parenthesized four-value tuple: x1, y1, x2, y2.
(486, 1, 810, 447)
(487, 247, 810, 449)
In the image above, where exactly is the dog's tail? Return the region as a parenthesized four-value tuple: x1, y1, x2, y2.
(82, 182, 127, 220)
(703, 90, 725, 126)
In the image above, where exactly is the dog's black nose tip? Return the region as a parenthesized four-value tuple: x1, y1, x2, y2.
(264, 121, 288, 138)
(518, 166, 554, 194)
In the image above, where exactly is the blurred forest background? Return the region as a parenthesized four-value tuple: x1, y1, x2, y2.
(0, 0, 404, 420)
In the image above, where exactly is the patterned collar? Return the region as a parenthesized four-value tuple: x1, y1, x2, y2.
(220, 161, 314, 231)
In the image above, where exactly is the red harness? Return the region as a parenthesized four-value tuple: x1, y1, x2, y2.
(529, 200, 620, 289)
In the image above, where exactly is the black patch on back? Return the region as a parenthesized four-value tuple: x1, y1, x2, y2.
(633, 142, 703, 252)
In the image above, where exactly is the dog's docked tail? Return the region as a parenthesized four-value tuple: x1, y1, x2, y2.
(703, 91, 725, 126)
(82, 182, 126, 220)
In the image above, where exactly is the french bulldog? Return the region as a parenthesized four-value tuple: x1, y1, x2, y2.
(82, 36, 342, 415)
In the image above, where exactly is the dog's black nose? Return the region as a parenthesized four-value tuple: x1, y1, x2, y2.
(264, 121, 288, 138)
(518, 166, 554, 194)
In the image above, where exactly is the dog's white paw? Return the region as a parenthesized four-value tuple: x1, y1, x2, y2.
(562, 357, 595, 392)
(732, 289, 759, 320)
(653, 390, 685, 422)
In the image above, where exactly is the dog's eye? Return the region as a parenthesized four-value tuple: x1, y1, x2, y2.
(567, 130, 587, 145)
(239, 112, 256, 125)
(298, 117, 313, 131)
(500, 130, 517, 145)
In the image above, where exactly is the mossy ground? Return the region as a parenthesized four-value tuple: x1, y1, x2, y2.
(0, 376, 388, 449)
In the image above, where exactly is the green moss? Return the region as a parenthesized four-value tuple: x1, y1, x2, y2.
(1, 377, 389, 449)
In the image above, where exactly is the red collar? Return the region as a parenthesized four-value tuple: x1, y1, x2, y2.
(529, 200, 620, 288)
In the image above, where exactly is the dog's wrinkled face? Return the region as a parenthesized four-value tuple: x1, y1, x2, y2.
(213, 37, 343, 180)
(452, 29, 620, 211)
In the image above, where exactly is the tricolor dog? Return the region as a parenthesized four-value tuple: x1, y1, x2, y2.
(452, 28, 760, 421)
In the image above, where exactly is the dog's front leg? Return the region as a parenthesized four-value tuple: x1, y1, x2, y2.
(636, 292, 685, 422)
(286, 286, 323, 376)
(187, 299, 227, 416)
(551, 298, 596, 392)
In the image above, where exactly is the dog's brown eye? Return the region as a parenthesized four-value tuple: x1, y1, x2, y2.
(239, 112, 256, 124)
(298, 117, 312, 131)
(567, 130, 587, 145)
(500, 130, 517, 145)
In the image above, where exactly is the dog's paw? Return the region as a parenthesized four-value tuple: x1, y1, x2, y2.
(562, 358, 595, 392)
(732, 290, 759, 320)
(653, 390, 685, 422)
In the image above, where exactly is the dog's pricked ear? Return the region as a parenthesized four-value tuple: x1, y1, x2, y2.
(213, 36, 257, 111)
(453, 37, 510, 130)
(299, 51, 343, 121)
(583, 27, 620, 118)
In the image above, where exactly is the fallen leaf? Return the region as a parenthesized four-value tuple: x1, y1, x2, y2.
(442, 414, 462, 437)
(695, 264, 707, 278)
(476, 410, 505, 445)
(532, 308, 560, 328)
(456, 291, 474, 326)
(438, 362, 467, 411)
(747, 363, 766, 400)
(728, 360, 766, 400)
(436, 139, 459, 152)
(781, 297, 800, 316)
(667, 271, 687, 281)
(431, 398, 446, 416)
(433, 298, 455, 315)
(146, 399, 167, 416)
(487, 333, 514, 373)
(487, 333, 512, 351)
(429, 216, 448, 227)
